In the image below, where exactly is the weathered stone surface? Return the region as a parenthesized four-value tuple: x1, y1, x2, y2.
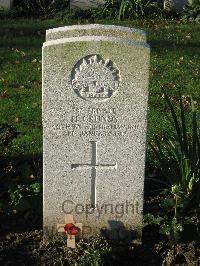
(43, 24, 150, 242)
(70, 0, 105, 10)
(46, 24, 146, 42)
(0, 0, 13, 10)
(164, 0, 192, 12)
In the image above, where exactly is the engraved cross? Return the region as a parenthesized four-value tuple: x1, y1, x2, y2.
(71, 141, 117, 208)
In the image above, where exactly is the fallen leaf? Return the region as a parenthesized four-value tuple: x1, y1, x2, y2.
(14, 117, 20, 123)
(21, 51, 26, 57)
(0, 90, 8, 99)
(2, 79, 9, 86)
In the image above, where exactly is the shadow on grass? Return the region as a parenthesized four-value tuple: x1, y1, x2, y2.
(0, 21, 199, 51)
(149, 39, 200, 49)
(0, 224, 163, 266)
(100, 219, 162, 265)
(0, 147, 165, 265)
(0, 151, 160, 238)
(0, 153, 43, 237)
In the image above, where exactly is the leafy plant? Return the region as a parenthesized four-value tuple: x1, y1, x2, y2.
(0, 124, 18, 154)
(103, 0, 161, 20)
(14, 0, 70, 18)
(144, 213, 184, 244)
(8, 182, 42, 216)
(150, 90, 200, 211)
(76, 237, 111, 265)
(181, 3, 200, 22)
(148, 89, 200, 243)
(0, 124, 18, 209)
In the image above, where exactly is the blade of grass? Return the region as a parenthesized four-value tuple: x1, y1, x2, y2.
(150, 138, 177, 185)
(179, 92, 188, 157)
(162, 88, 183, 153)
(191, 97, 198, 173)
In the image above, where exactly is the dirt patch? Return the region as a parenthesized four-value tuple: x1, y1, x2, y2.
(0, 226, 199, 265)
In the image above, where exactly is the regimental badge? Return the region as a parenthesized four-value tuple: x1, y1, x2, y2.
(71, 55, 120, 102)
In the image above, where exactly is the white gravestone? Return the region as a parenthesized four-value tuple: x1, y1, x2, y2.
(164, 0, 193, 12)
(70, 0, 105, 10)
(0, 0, 13, 10)
(43, 24, 150, 242)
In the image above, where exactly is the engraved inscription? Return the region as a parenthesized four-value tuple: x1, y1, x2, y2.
(71, 55, 120, 102)
(49, 107, 139, 138)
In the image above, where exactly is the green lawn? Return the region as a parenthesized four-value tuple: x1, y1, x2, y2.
(0, 18, 199, 265)
(0, 18, 199, 157)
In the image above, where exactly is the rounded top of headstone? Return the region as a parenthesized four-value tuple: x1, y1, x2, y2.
(46, 24, 146, 42)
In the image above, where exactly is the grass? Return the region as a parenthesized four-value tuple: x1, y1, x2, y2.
(0, 18, 199, 157)
(0, 17, 199, 265)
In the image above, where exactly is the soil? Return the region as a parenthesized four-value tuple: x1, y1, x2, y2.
(0, 170, 199, 265)
(0, 201, 199, 265)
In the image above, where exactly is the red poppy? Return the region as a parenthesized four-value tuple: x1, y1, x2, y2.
(64, 223, 78, 235)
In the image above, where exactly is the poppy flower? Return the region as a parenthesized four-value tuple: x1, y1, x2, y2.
(64, 223, 78, 235)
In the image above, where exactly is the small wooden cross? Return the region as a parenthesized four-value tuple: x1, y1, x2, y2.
(57, 214, 82, 248)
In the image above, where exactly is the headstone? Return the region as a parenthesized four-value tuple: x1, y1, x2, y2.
(70, 0, 105, 10)
(0, 0, 13, 10)
(46, 24, 146, 42)
(43, 24, 150, 242)
(164, 0, 193, 12)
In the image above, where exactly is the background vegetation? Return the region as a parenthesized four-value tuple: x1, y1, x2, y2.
(0, 1, 199, 264)
(0, 0, 199, 21)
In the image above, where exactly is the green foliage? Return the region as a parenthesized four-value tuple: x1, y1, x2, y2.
(76, 237, 111, 266)
(67, 0, 164, 20)
(9, 183, 40, 205)
(0, 19, 199, 157)
(145, 213, 184, 244)
(77, 250, 105, 266)
(8, 182, 42, 214)
(144, 213, 164, 225)
(0, 124, 18, 154)
(102, 0, 162, 20)
(181, 3, 200, 22)
(14, 0, 70, 18)
(0, 19, 199, 244)
(40, 236, 111, 265)
(150, 90, 200, 211)
(148, 90, 200, 244)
